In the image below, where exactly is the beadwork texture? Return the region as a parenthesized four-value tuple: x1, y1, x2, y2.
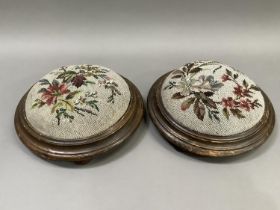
(161, 61, 265, 136)
(25, 65, 131, 140)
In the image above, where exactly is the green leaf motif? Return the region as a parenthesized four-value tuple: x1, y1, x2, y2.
(55, 108, 74, 126)
(171, 74, 183, 79)
(66, 91, 80, 100)
(172, 92, 185, 99)
(226, 69, 232, 77)
(32, 103, 38, 109)
(189, 67, 202, 74)
(38, 88, 47, 93)
(85, 80, 95, 85)
(204, 91, 214, 97)
(230, 108, 245, 119)
(213, 114, 220, 121)
(223, 108, 230, 120)
(202, 97, 217, 109)
(210, 82, 224, 91)
(87, 100, 99, 112)
(52, 79, 59, 86)
(38, 79, 51, 85)
(212, 65, 222, 73)
(164, 61, 263, 122)
(181, 98, 195, 111)
(194, 100, 205, 121)
(57, 70, 77, 82)
(243, 79, 249, 88)
(250, 85, 261, 91)
(164, 81, 176, 90)
(32, 65, 123, 125)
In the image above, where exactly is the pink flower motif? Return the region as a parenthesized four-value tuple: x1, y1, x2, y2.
(233, 85, 252, 98)
(222, 97, 236, 109)
(42, 83, 69, 105)
(221, 74, 230, 82)
(233, 85, 244, 97)
(240, 99, 252, 112)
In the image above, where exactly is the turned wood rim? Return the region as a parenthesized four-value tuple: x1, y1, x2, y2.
(147, 73, 275, 157)
(157, 72, 271, 142)
(14, 78, 144, 162)
(17, 77, 137, 146)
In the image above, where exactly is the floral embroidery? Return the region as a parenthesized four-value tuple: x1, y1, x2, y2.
(220, 69, 262, 120)
(164, 61, 262, 121)
(32, 65, 121, 125)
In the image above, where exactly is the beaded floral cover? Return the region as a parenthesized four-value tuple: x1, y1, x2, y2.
(25, 65, 131, 140)
(161, 61, 265, 136)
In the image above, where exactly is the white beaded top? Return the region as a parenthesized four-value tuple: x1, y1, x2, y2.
(161, 61, 265, 136)
(25, 65, 131, 140)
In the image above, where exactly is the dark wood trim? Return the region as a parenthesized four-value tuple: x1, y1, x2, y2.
(147, 72, 275, 157)
(14, 78, 144, 164)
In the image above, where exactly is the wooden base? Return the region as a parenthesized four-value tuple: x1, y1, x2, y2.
(14, 78, 144, 164)
(147, 73, 275, 157)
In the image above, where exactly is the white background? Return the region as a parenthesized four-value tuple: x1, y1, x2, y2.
(0, 0, 279, 209)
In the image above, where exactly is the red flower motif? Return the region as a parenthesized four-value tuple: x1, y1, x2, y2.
(71, 74, 86, 88)
(233, 85, 252, 98)
(240, 99, 252, 111)
(221, 74, 230, 82)
(233, 85, 244, 97)
(42, 83, 69, 105)
(222, 97, 237, 108)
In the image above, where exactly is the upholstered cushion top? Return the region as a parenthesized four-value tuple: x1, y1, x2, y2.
(25, 65, 131, 140)
(161, 61, 265, 136)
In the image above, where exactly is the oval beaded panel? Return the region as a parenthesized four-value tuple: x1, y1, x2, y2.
(25, 65, 131, 140)
(161, 61, 265, 136)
